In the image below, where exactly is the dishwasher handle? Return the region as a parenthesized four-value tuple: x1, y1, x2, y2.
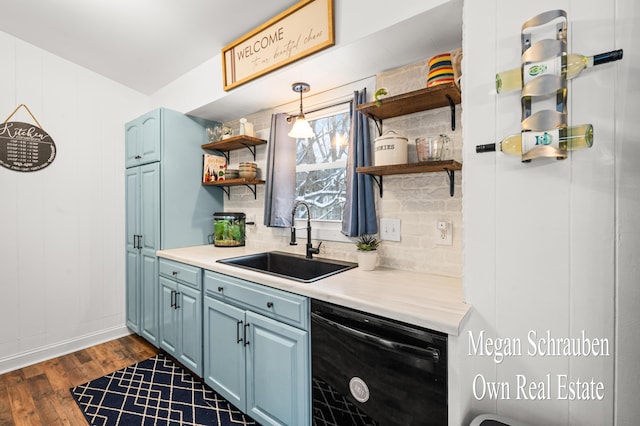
(311, 311, 441, 362)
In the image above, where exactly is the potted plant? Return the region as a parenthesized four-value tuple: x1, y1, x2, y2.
(355, 234, 380, 271)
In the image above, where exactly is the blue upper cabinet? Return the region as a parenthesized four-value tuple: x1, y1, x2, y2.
(125, 109, 161, 168)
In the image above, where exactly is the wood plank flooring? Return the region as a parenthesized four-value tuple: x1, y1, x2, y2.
(0, 334, 159, 425)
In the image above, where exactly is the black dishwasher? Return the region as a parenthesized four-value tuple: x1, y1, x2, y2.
(311, 299, 447, 426)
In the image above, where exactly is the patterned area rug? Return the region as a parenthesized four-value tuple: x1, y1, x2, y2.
(70, 353, 257, 426)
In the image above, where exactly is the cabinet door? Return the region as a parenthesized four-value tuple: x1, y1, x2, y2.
(140, 162, 160, 252)
(125, 167, 140, 251)
(125, 167, 140, 332)
(178, 284, 202, 375)
(125, 109, 161, 167)
(124, 120, 141, 168)
(204, 297, 246, 411)
(140, 252, 158, 345)
(139, 109, 161, 165)
(125, 249, 140, 333)
(159, 276, 179, 356)
(246, 311, 310, 426)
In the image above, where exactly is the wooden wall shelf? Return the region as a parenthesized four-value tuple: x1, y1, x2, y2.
(202, 178, 265, 200)
(356, 160, 462, 197)
(201, 135, 267, 162)
(356, 83, 461, 134)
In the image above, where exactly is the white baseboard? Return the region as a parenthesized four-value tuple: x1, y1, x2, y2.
(0, 325, 133, 375)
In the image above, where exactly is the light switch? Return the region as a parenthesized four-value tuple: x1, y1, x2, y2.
(380, 218, 401, 241)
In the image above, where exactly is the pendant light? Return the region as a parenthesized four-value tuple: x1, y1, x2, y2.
(288, 82, 315, 139)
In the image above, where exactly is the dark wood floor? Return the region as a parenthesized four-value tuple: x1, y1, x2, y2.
(0, 334, 158, 425)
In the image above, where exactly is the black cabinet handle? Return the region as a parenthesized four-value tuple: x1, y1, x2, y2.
(217, 286, 224, 292)
(244, 323, 250, 346)
(236, 320, 243, 344)
(135, 155, 142, 159)
(170, 290, 176, 308)
(175, 292, 180, 309)
(266, 302, 274, 308)
(172, 271, 178, 277)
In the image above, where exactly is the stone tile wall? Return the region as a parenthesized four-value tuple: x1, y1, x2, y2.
(221, 59, 463, 277)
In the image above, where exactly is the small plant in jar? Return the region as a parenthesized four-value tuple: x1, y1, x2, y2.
(355, 234, 380, 251)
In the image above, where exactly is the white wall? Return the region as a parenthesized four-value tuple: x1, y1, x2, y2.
(0, 31, 149, 373)
(613, 0, 640, 423)
(457, 0, 638, 425)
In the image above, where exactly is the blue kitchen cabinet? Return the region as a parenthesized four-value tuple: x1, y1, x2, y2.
(159, 258, 203, 376)
(125, 109, 161, 168)
(204, 297, 246, 408)
(203, 271, 310, 426)
(125, 108, 222, 347)
(125, 162, 160, 344)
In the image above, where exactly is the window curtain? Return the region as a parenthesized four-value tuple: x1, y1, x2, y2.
(342, 89, 378, 237)
(263, 113, 296, 227)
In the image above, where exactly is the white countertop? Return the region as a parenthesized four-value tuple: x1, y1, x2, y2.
(157, 245, 471, 336)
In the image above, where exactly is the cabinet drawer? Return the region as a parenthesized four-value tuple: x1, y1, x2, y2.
(204, 271, 309, 330)
(159, 258, 201, 290)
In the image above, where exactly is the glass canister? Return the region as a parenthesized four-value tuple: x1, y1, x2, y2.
(212, 212, 246, 247)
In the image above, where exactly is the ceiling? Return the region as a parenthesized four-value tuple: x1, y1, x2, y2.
(0, 0, 298, 95)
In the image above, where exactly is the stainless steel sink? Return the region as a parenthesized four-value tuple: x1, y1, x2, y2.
(217, 251, 357, 283)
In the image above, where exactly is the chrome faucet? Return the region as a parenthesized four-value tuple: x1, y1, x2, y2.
(290, 201, 322, 259)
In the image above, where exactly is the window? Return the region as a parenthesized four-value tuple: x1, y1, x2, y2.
(293, 108, 350, 223)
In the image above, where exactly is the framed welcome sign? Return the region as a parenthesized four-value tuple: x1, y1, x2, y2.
(222, 0, 334, 91)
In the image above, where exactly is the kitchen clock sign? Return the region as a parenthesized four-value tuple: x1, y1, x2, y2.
(0, 121, 56, 172)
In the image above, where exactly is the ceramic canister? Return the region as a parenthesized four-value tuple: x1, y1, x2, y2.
(374, 130, 408, 166)
(427, 53, 455, 87)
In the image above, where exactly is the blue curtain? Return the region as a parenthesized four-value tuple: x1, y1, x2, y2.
(263, 113, 296, 227)
(342, 89, 378, 237)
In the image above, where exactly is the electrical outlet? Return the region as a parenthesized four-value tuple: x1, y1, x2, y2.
(380, 218, 401, 241)
(435, 220, 452, 246)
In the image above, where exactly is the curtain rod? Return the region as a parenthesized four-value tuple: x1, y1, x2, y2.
(287, 99, 353, 123)
(304, 99, 353, 116)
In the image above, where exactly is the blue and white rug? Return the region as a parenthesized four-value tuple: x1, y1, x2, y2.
(71, 353, 257, 426)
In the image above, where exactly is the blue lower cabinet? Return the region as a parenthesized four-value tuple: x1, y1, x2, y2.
(204, 271, 310, 426)
(158, 259, 203, 377)
(246, 311, 309, 425)
(204, 297, 246, 409)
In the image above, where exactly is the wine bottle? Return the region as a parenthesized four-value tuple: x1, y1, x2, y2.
(476, 124, 593, 155)
(496, 49, 623, 93)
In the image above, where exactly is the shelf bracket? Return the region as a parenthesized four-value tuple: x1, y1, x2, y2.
(368, 175, 383, 197)
(445, 168, 455, 197)
(214, 184, 258, 200)
(220, 186, 231, 200)
(243, 184, 258, 200)
(241, 143, 258, 161)
(370, 116, 383, 136)
(221, 151, 230, 164)
(445, 94, 456, 131)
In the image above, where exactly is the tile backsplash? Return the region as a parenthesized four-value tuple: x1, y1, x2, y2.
(219, 58, 462, 278)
